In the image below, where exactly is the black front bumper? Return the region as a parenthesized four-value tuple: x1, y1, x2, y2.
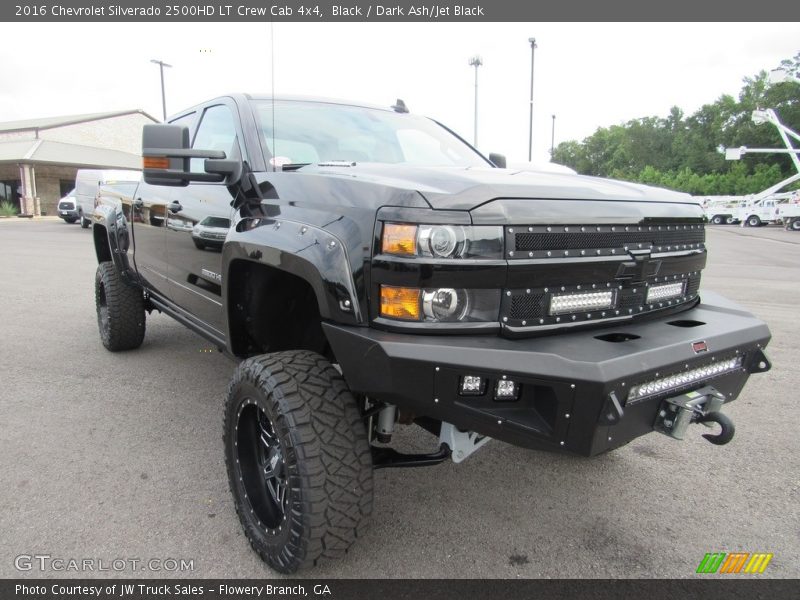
(324, 291, 771, 456)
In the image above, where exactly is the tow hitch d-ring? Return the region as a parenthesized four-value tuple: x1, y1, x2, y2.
(696, 411, 735, 446)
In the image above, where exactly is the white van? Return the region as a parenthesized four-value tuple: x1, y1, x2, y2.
(74, 169, 140, 228)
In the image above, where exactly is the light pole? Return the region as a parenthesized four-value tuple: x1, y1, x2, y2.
(550, 114, 556, 158)
(468, 55, 483, 147)
(528, 37, 537, 162)
(150, 59, 172, 121)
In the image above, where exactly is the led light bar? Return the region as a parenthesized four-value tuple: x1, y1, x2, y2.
(549, 290, 615, 315)
(646, 281, 685, 303)
(627, 356, 743, 402)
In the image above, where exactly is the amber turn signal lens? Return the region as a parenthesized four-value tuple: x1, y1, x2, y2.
(381, 223, 417, 255)
(380, 286, 421, 320)
(143, 156, 170, 169)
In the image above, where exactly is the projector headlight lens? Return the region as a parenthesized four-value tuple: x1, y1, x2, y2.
(379, 285, 501, 323)
(381, 223, 504, 259)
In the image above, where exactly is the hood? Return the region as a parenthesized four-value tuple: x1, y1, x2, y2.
(299, 163, 695, 211)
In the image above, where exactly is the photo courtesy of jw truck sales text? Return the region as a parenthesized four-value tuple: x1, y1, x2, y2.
(86, 92, 772, 572)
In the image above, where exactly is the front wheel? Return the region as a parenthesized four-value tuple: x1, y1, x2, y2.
(80, 213, 90, 228)
(95, 262, 146, 351)
(791, 219, 800, 231)
(746, 215, 761, 227)
(224, 350, 373, 573)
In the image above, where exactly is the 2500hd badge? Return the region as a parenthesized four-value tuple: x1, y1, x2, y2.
(91, 94, 771, 572)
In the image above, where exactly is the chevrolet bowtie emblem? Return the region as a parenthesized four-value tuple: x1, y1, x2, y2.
(616, 248, 662, 281)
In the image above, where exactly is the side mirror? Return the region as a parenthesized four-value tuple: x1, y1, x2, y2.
(489, 153, 507, 169)
(142, 124, 241, 186)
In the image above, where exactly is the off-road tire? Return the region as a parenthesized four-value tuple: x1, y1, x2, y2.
(95, 262, 146, 351)
(223, 350, 373, 573)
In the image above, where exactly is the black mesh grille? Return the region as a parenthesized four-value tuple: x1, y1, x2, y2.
(514, 225, 704, 252)
(502, 272, 702, 327)
(686, 276, 701, 297)
(619, 291, 646, 309)
(509, 294, 546, 319)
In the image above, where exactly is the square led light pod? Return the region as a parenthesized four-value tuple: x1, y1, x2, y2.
(459, 375, 486, 396)
(494, 379, 520, 401)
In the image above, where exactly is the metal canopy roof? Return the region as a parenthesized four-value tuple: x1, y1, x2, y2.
(0, 109, 158, 134)
(0, 139, 141, 169)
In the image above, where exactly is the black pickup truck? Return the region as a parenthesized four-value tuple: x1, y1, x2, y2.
(91, 94, 771, 573)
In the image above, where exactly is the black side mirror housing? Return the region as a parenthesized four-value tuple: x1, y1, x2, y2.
(142, 124, 241, 187)
(489, 153, 507, 169)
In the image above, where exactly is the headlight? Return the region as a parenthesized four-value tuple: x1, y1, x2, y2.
(381, 223, 503, 259)
(380, 285, 500, 322)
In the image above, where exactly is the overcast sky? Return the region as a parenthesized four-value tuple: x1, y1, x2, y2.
(0, 22, 797, 162)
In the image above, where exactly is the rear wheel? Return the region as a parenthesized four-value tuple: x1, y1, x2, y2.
(224, 350, 373, 573)
(95, 262, 146, 351)
(711, 215, 724, 225)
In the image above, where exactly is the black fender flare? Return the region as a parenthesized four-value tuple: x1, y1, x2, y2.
(92, 203, 134, 282)
(222, 217, 363, 327)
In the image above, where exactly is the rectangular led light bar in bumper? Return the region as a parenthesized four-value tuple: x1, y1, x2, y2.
(627, 356, 743, 403)
(646, 281, 686, 304)
(549, 290, 616, 315)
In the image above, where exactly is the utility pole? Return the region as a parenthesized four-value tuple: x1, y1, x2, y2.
(468, 55, 483, 147)
(528, 38, 537, 161)
(551, 114, 556, 157)
(150, 59, 172, 121)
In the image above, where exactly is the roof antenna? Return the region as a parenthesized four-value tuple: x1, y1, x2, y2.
(270, 20, 276, 171)
(391, 99, 409, 113)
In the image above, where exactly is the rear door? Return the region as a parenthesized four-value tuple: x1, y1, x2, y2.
(164, 101, 241, 335)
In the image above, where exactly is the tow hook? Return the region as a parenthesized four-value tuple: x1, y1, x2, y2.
(694, 411, 735, 446)
(654, 386, 735, 445)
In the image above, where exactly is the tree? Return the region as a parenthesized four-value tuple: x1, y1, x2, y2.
(552, 54, 800, 195)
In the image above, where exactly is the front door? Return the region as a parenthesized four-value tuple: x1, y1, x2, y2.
(164, 103, 240, 335)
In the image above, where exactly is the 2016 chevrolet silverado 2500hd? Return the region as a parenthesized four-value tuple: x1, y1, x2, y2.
(90, 95, 772, 573)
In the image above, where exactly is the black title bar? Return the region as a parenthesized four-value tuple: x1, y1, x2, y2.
(4, 0, 800, 21)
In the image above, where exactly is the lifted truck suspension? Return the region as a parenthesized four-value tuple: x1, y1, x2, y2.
(654, 386, 735, 445)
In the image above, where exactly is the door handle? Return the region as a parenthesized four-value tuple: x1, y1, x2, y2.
(133, 198, 143, 208)
(168, 201, 183, 214)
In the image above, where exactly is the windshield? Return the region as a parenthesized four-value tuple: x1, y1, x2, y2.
(200, 217, 231, 228)
(254, 100, 489, 169)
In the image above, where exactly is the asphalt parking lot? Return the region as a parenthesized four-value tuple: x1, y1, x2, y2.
(0, 218, 798, 579)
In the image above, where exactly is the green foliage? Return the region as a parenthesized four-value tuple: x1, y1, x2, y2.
(0, 201, 18, 217)
(552, 53, 800, 195)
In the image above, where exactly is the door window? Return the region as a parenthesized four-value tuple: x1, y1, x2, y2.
(191, 105, 239, 173)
